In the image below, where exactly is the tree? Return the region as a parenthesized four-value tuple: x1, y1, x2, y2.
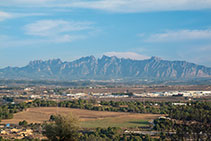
(19, 120, 28, 126)
(49, 115, 56, 121)
(42, 114, 80, 141)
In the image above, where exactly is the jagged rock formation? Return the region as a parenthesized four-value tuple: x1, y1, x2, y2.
(0, 55, 210, 80)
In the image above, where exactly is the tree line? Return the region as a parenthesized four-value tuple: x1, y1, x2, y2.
(0, 99, 210, 140)
(0, 99, 210, 124)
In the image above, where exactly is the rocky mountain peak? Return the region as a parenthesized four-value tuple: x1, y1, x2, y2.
(29, 60, 44, 65)
(0, 55, 211, 80)
(150, 56, 162, 61)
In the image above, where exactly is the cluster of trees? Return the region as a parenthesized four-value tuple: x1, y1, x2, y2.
(19, 120, 28, 126)
(0, 105, 14, 120)
(2, 96, 14, 102)
(58, 99, 173, 114)
(1, 99, 210, 123)
(172, 122, 211, 140)
(153, 101, 211, 140)
(0, 99, 57, 121)
(43, 114, 157, 141)
(153, 118, 173, 131)
(43, 114, 80, 141)
(169, 101, 211, 124)
(80, 127, 155, 141)
(81, 127, 123, 141)
(153, 118, 211, 140)
(0, 99, 210, 140)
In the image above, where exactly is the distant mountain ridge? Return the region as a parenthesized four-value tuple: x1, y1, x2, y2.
(0, 55, 211, 81)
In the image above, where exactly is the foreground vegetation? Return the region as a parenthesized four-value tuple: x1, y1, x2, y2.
(43, 114, 158, 141)
(0, 99, 210, 140)
(1, 99, 210, 122)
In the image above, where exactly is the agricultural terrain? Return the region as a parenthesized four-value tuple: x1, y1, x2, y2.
(1, 107, 161, 128)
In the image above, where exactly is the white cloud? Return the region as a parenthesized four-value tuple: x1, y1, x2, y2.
(0, 11, 12, 21)
(0, 10, 47, 22)
(24, 20, 93, 37)
(73, 0, 211, 13)
(14, 13, 47, 18)
(145, 29, 211, 42)
(15, 0, 54, 4)
(52, 34, 86, 43)
(1, 0, 211, 13)
(22, 20, 94, 43)
(0, 0, 54, 6)
(0, 34, 86, 48)
(104, 52, 150, 60)
(0, 19, 96, 48)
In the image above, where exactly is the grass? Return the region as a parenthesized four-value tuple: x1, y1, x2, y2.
(1, 107, 161, 128)
(81, 118, 150, 128)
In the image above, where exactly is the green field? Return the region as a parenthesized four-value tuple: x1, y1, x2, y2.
(81, 118, 150, 128)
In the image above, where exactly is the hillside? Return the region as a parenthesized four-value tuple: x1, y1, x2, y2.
(0, 56, 210, 80)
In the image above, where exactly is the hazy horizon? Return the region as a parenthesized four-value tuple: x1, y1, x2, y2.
(1, 54, 211, 69)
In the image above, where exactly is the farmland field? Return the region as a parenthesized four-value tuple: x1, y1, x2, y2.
(1, 107, 161, 128)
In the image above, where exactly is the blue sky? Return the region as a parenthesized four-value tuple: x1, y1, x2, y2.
(0, 0, 211, 68)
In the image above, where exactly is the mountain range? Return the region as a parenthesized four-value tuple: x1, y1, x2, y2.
(0, 55, 211, 81)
